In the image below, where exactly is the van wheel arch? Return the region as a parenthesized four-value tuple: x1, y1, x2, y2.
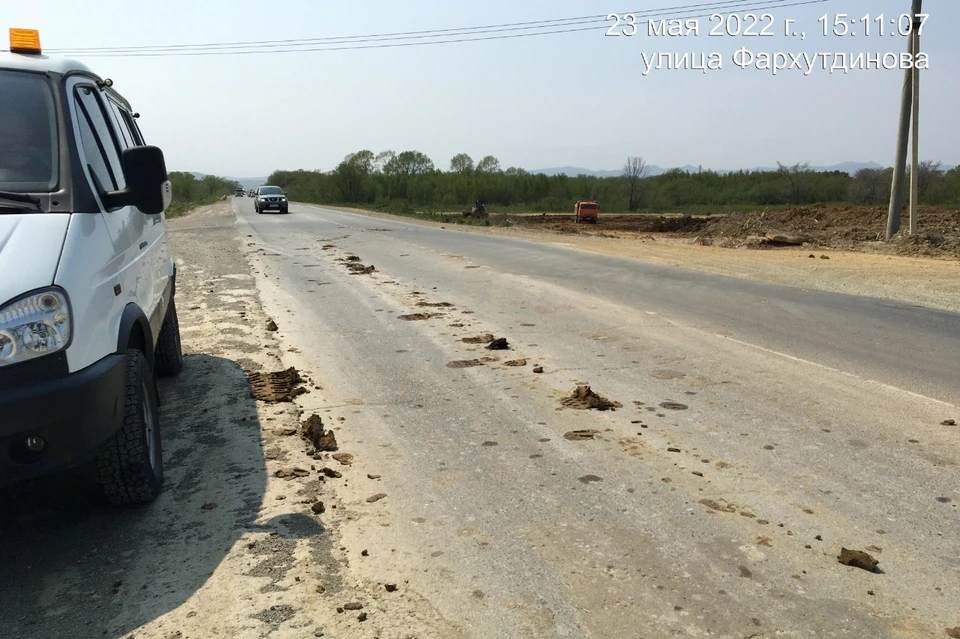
(118, 304, 155, 371)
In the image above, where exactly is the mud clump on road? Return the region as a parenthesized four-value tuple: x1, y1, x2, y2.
(838, 548, 880, 572)
(417, 301, 454, 308)
(699, 498, 738, 513)
(564, 429, 601, 441)
(504, 359, 527, 367)
(486, 337, 510, 350)
(659, 401, 689, 410)
(399, 313, 438, 321)
(276, 467, 311, 479)
(447, 359, 484, 369)
(302, 414, 338, 451)
(560, 384, 622, 411)
(347, 263, 376, 275)
(248, 367, 303, 402)
(462, 333, 495, 344)
(266, 319, 278, 331)
(332, 453, 354, 465)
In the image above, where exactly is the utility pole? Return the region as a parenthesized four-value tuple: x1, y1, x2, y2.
(886, 0, 922, 240)
(909, 17, 921, 236)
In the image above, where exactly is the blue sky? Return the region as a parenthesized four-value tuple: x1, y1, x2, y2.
(6, 1, 958, 176)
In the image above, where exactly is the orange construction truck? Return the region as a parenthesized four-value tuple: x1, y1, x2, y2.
(574, 200, 599, 224)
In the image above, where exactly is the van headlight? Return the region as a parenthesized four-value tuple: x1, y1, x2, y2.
(0, 288, 72, 368)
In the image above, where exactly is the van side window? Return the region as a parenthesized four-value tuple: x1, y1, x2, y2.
(128, 116, 145, 145)
(107, 99, 135, 149)
(73, 86, 120, 193)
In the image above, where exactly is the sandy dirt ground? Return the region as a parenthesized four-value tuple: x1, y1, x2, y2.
(320, 205, 960, 314)
(0, 201, 464, 639)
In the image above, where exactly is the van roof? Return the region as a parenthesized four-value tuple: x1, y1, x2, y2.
(0, 51, 95, 76)
(1, 52, 134, 111)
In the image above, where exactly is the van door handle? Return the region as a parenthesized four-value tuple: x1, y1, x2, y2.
(139, 241, 148, 250)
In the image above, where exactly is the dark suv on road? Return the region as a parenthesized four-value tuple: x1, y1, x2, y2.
(254, 185, 288, 214)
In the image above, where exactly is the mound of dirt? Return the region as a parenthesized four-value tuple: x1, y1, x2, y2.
(560, 384, 622, 411)
(247, 367, 303, 402)
(512, 213, 712, 234)
(417, 301, 454, 308)
(462, 333, 495, 344)
(399, 313, 437, 321)
(694, 206, 960, 256)
(302, 414, 338, 451)
(510, 206, 960, 257)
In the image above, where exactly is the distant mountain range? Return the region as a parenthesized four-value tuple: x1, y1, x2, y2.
(528, 162, 913, 178)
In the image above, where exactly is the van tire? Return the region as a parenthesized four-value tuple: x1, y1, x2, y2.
(94, 350, 163, 506)
(155, 299, 183, 377)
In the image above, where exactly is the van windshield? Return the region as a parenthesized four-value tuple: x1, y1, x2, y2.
(0, 71, 58, 194)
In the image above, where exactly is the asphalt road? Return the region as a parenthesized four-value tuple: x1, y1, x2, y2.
(236, 198, 960, 638)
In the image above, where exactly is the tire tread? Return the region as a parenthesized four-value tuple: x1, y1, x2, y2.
(95, 350, 162, 506)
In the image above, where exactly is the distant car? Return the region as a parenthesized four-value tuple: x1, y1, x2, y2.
(248, 190, 255, 197)
(234, 188, 244, 197)
(254, 185, 288, 214)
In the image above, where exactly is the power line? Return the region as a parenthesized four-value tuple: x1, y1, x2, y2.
(47, 0, 777, 53)
(37, 0, 827, 58)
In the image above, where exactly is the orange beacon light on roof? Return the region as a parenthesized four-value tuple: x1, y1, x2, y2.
(9, 28, 42, 54)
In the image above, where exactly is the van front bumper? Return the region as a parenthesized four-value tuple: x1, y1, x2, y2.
(0, 354, 126, 485)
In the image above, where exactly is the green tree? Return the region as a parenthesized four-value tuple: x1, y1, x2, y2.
(373, 150, 395, 174)
(849, 168, 890, 204)
(476, 155, 501, 174)
(777, 162, 811, 205)
(623, 156, 648, 211)
(450, 153, 474, 174)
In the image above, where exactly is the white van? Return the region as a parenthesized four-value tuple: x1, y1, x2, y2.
(0, 30, 181, 505)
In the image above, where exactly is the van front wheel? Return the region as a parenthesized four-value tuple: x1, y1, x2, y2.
(155, 298, 183, 377)
(95, 349, 164, 506)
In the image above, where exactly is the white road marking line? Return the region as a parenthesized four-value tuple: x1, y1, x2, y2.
(716, 333, 956, 409)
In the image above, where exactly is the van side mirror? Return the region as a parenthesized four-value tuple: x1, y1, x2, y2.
(103, 146, 171, 215)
